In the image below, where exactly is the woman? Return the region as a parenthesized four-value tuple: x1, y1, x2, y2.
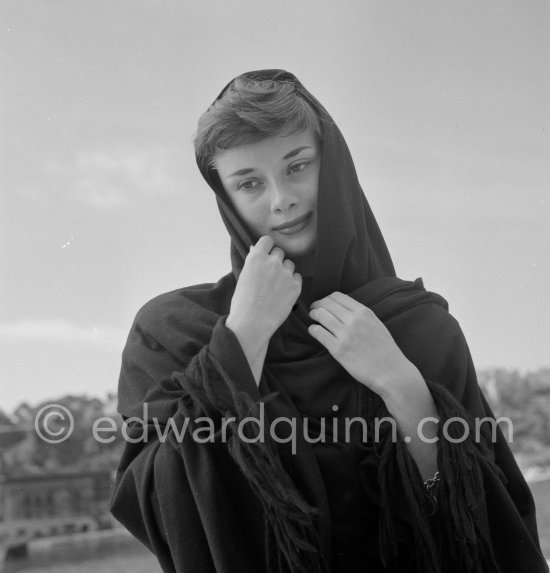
(110, 70, 548, 573)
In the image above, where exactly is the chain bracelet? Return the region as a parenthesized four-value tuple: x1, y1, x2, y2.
(423, 470, 441, 491)
(423, 470, 441, 516)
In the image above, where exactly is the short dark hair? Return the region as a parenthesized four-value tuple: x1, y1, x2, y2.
(194, 77, 322, 171)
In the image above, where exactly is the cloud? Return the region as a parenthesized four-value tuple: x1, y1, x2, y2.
(39, 144, 187, 209)
(0, 319, 127, 350)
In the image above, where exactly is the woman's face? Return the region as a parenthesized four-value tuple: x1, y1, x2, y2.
(214, 129, 320, 266)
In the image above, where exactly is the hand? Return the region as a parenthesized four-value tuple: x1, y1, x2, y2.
(308, 291, 422, 398)
(227, 235, 302, 341)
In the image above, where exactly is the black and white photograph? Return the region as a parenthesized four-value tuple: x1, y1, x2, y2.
(1, 1, 549, 571)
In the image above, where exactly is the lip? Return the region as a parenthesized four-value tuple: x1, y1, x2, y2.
(272, 212, 312, 233)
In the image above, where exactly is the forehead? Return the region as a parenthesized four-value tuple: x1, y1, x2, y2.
(214, 129, 318, 176)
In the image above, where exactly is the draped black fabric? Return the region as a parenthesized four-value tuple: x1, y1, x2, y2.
(111, 70, 549, 572)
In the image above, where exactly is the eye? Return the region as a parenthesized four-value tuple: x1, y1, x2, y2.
(237, 179, 262, 192)
(288, 161, 309, 175)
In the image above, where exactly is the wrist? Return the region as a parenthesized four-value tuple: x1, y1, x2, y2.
(226, 314, 272, 347)
(225, 314, 271, 387)
(378, 363, 426, 408)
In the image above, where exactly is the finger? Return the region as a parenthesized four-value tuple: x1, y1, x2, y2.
(310, 296, 351, 322)
(309, 307, 343, 335)
(308, 324, 337, 354)
(327, 291, 365, 312)
(293, 272, 302, 288)
(254, 235, 275, 253)
(270, 246, 285, 262)
(282, 258, 295, 272)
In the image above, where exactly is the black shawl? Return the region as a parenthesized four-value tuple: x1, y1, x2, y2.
(111, 70, 548, 572)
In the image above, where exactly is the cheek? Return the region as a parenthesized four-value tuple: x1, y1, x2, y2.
(305, 178, 320, 206)
(305, 166, 320, 202)
(233, 198, 270, 231)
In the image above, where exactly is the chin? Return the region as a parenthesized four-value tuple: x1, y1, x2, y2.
(278, 238, 316, 260)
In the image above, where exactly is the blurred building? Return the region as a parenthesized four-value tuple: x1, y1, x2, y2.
(0, 470, 114, 558)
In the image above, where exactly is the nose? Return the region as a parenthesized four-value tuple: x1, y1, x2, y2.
(269, 179, 297, 213)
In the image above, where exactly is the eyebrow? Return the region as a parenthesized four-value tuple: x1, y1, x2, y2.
(282, 145, 313, 160)
(226, 146, 314, 178)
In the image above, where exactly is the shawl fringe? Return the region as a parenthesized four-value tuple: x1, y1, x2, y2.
(171, 349, 326, 573)
(369, 380, 504, 573)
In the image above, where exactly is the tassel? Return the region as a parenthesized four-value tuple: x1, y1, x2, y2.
(425, 380, 501, 573)
(364, 380, 503, 573)
(372, 408, 440, 572)
(171, 349, 326, 573)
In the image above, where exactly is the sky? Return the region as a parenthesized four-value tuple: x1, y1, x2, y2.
(1, 0, 549, 412)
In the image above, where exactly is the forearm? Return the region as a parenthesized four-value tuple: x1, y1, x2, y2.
(225, 316, 270, 386)
(381, 369, 440, 481)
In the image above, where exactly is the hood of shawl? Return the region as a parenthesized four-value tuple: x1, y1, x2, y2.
(195, 69, 396, 310)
